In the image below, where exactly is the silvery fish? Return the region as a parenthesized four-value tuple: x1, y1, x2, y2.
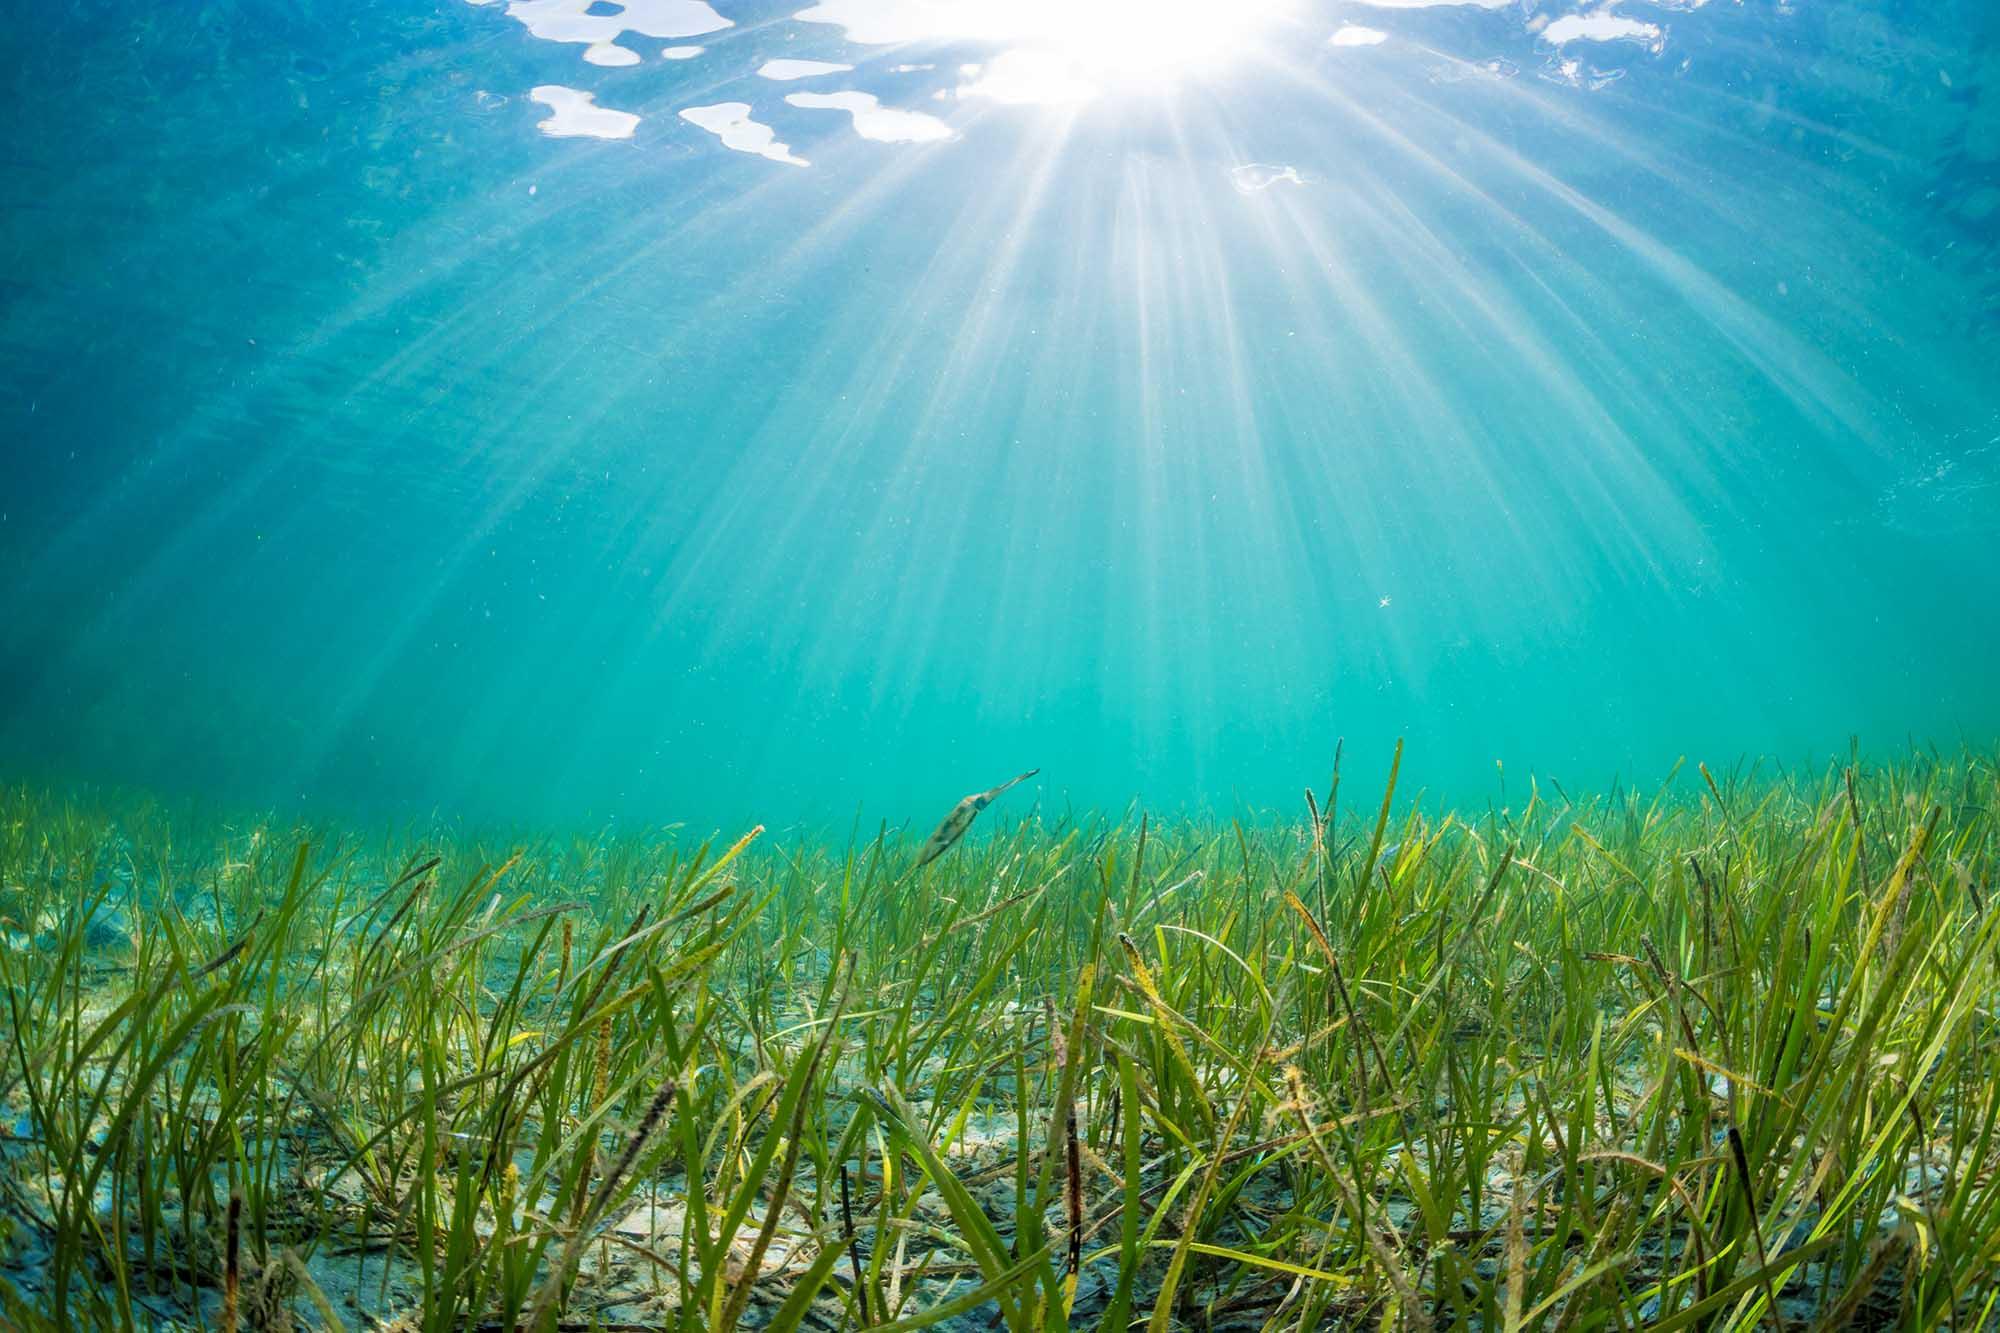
(915, 769, 1039, 867)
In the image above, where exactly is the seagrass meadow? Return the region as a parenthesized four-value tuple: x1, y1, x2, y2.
(2, 747, 1998, 1331)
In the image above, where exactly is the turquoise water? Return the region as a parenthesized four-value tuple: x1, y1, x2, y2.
(1, 0, 1995, 830)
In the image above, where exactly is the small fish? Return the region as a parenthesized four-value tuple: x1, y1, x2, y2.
(915, 769, 1039, 868)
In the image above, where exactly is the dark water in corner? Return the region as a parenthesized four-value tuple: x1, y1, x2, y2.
(1, 0, 1996, 830)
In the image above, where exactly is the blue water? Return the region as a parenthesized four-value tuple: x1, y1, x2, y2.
(1, 0, 1995, 830)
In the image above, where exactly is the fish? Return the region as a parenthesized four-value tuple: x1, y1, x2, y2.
(914, 769, 1040, 868)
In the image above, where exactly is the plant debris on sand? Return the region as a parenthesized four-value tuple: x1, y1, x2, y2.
(2, 745, 1998, 1330)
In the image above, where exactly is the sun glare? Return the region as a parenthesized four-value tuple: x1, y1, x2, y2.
(797, 0, 1298, 100)
(1045, 0, 1296, 81)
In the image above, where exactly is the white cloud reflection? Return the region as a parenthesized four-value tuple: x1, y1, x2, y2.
(1539, 12, 1665, 48)
(679, 102, 810, 165)
(1230, 162, 1305, 192)
(490, 0, 731, 49)
(583, 40, 642, 66)
(758, 58, 857, 80)
(785, 90, 954, 141)
(530, 84, 640, 137)
(1329, 25, 1390, 47)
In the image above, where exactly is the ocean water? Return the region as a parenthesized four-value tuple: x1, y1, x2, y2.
(0, 0, 1995, 832)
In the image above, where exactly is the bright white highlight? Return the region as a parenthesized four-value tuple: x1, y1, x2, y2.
(1329, 25, 1389, 47)
(956, 50, 1100, 104)
(583, 41, 642, 65)
(1231, 163, 1304, 192)
(1540, 12, 1665, 46)
(501, 0, 730, 44)
(785, 90, 954, 141)
(679, 102, 810, 165)
(758, 58, 856, 80)
(795, 0, 1295, 93)
(530, 85, 640, 137)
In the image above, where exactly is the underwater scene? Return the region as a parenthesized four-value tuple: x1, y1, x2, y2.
(2, 0, 1999, 1327)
